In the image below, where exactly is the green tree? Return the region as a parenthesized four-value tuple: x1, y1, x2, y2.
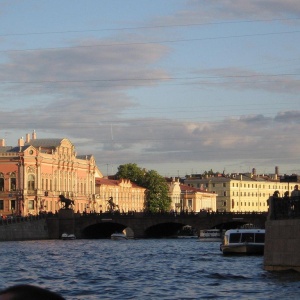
(115, 164, 171, 212)
(143, 170, 171, 213)
(116, 163, 144, 184)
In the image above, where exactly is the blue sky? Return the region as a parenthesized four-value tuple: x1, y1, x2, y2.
(0, 0, 300, 177)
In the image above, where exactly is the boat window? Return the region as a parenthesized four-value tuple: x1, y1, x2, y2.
(241, 233, 254, 242)
(255, 233, 265, 243)
(229, 233, 241, 243)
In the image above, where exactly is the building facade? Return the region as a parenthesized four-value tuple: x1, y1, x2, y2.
(0, 131, 101, 216)
(168, 178, 217, 212)
(184, 170, 297, 213)
(95, 178, 146, 213)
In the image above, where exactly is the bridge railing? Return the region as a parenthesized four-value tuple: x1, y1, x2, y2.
(0, 213, 48, 226)
(77, 210, 267, 219)
(269, 196, 300, 220)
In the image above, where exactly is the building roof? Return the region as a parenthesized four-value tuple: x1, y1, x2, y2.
(96, 178, 145, 189)
(25, 138, 63, 148)
(0, 145, 31, 153)
(180, 184, 212, 194)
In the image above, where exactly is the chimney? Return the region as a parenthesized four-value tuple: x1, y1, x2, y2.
(18, 137, 24, 147)
(0, 139, 5, 147)
(26, 133, 30, 143)
(32, 130, 36, 140)
(275, 166, 279, 180)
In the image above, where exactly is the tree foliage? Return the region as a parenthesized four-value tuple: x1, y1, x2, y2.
(116, 163, 144, 184)
(116, 164, 171, 212)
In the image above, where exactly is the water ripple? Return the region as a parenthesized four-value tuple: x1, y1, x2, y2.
(0, 239, 299, 299)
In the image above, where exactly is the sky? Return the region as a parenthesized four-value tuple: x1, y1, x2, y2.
(0, 0, 300, 177)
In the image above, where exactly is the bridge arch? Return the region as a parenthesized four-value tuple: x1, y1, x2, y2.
(80, 221, 134, 239)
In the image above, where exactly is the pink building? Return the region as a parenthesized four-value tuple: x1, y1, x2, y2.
(0, 131, 101, 216)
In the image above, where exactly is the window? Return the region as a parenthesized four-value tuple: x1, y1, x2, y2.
(10, 200, 16, 210)
(28, 200, 34, 210)
(0, 200, 3, 210)
(28, 174, 35, 190)
(10, 175, 16, 191)
(223, 183, 226, 187)
(0, 176, 4, 191)
(241, 233, 254, 243)
(229, 233, 241, 243)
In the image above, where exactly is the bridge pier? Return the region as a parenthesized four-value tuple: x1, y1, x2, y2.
(47, 209, 75, 239)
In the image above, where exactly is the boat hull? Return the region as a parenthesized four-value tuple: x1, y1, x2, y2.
(61, 233, 76, 240)
(221, 243, 264, 255)
(111, 233, 127, 240)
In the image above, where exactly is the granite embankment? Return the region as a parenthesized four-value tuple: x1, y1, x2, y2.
(0, 216, 49, 241)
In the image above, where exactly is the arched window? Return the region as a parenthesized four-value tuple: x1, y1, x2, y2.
(28, 174, 35, 190)
(10, 172, 16, 191)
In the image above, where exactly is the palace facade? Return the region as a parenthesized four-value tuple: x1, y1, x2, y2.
(0, 131, 101, 216)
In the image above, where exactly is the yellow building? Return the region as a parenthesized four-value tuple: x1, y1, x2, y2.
(184, 171, 297, 213)
(95, 178, 146, 213)
(0, 131, 101, 216)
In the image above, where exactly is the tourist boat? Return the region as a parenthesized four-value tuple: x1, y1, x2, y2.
(199, 229, 224, 242)
(111, 232, 128, 240)
(177, 225, 197, 239)
(220, 228, 265, 255)
(61, 233, 76, 240)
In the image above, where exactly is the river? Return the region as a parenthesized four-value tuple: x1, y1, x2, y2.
(0, 239, 299, 299)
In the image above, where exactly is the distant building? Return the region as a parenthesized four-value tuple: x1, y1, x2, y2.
(184, 167, 299, 212)
(95, 178, 146, 213)
(167, 178, 217, 212)
(0, 131, 101, 216)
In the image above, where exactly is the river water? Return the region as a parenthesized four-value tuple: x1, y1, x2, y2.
(0, 239, 299, 299)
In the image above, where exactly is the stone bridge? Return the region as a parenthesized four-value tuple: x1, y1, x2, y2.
(48, 211, 268, 239)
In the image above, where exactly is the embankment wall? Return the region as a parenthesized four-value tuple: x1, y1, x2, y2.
(264, 219, 300, 272)
(0, 219, 49, 241)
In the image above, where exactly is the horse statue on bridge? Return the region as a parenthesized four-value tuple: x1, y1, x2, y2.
(58, 195, 75, 209)
(107, 196, 119, 213)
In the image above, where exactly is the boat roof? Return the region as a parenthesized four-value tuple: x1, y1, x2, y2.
(225, 229, 265, 234)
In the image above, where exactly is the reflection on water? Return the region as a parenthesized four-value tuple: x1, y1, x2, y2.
(0, 239, 299, 299)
